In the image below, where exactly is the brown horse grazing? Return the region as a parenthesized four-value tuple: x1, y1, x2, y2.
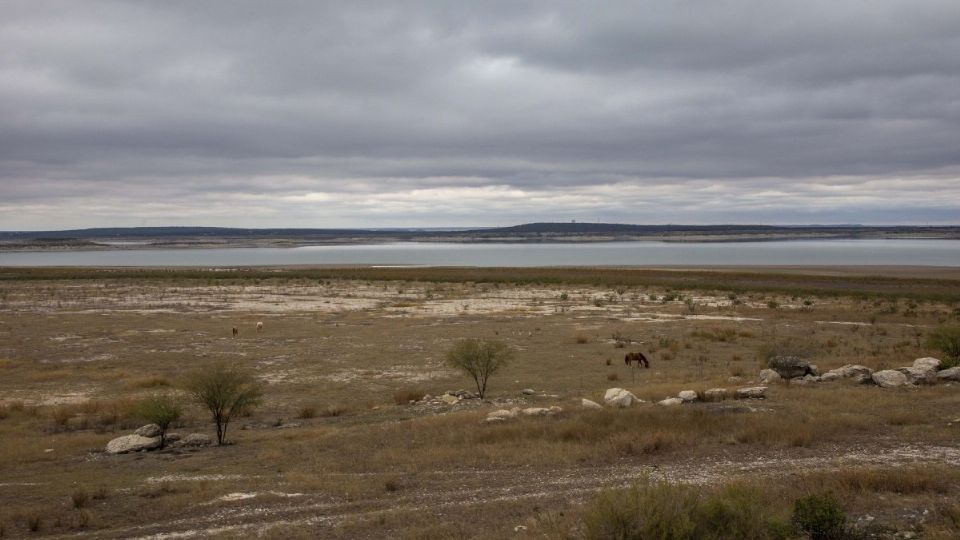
(625, 351, 650, 368)
(232, 327, 238, 337)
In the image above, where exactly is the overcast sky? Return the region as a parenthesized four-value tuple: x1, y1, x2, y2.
(1, 1, 959, 230)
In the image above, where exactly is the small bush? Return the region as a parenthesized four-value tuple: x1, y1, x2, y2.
(133, 393, 182, 448)
(926, 325, 960, 367)
(607, 373, 619, 381)
(574, 332, 590, 344)
(792, 492, 846, 540)
(71, 487, 89, 509)
(297, 406, 317, 419)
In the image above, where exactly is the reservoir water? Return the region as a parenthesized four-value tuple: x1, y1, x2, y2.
(1, 239, 959, 267)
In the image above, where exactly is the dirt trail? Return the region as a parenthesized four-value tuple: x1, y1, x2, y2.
(54, 442, 960, 539)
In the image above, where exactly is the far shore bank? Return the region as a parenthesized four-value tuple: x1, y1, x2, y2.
(3, 230, 960, 253)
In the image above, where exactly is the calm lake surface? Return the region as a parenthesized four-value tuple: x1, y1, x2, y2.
(1, 239, 959, 267)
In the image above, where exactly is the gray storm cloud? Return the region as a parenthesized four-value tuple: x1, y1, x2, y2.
(1, 0, 958, 228)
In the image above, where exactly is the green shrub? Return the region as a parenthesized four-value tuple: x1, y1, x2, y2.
(926, 325, 960, 368)
(134, 393, 182, 448)
(583, 479, 790, 540)
(444, 339, 512, 399)
(792, 492, 847, 540)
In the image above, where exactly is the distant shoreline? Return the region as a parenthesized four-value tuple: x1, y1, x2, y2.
(3, 229, 960, 253)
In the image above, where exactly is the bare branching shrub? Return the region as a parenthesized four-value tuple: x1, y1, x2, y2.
(185, 363, 263, 445)
(445, 338, 512, 399)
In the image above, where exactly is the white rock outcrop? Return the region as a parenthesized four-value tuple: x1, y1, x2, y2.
(758, 369, 782, 384)
(703, 388, 728, 402)
(872, 370, 910, 388)
(485, 409, 519, 423)
(897, 366, 936, 385)
(106, 434, 161, 455)
(134, 424, 161, 438)
(581, 398, 603, 410)
(936, 366, 960, 381)
(735, 386, 767, 399)
(820, 364, 873, 384)
(913, 357, 941, 371)
(604, 388, 641, 408)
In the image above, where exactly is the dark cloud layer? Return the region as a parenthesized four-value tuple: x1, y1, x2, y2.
(1, 1, 958, 228)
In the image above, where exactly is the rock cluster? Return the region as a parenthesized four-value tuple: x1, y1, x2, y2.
(657, 386, 761, 405)
(105, 424, 212, 454)
(485, 406, 562, 423)
(735, 386, 767, 399)
(416, 389, 482, 407)
(761, 357, 955, 389)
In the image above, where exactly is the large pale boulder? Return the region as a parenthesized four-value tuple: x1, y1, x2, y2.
(913, 357, 941, 372)
(677, 390, 698, 403)
(758, 369, 782, 384)
(703, 388, 728, 402)
(440, 394, 460, 405)
(658, 397, 683, 406)
(735, 386, 767, 399)
(106, 434, 161, 455)
(768, 356, 815, 379)
(134, 424, 161, 438)
(486, 409, 519, 422)
(872, 370, 910, 388)
(581, 398, 603, 410)
(604, 388, 641, 408)
(821, 364, 873, 384)
(897, 366, 936, 385)
(936, 366, 960, 381)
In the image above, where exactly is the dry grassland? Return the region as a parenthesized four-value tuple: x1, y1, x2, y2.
(0, 267, 958, 538)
